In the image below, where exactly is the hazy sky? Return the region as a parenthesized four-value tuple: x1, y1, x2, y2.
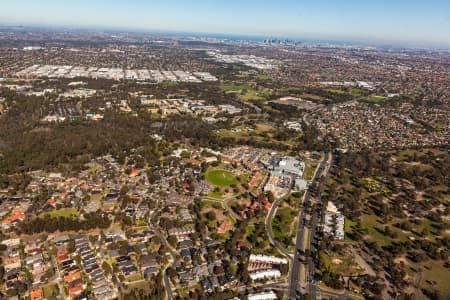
(1, 0, 449, 47)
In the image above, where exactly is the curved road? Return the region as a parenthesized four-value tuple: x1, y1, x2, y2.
(265, 196, 294, 260)
(155, 229, 177, 300)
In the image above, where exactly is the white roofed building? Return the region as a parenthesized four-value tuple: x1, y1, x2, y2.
(248, 291, 277, 300)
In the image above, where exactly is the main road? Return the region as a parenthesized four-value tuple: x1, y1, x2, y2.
(307, 151, 334, 299)
(287, 152, 333, 299)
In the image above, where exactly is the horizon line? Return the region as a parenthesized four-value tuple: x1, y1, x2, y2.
(1, 22, 449, 50)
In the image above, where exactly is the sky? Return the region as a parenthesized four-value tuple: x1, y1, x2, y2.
(0, 0, 449, 47)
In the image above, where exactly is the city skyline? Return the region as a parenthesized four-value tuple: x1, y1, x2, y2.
(0, 0, 449, 48)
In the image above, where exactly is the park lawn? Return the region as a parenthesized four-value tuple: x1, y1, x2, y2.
(43, 283, 59, 298)
(201, 200, 222, 209)
(207, 191, 224, 199)
(349, 88, 365, 97)
(344, 218, 357, 241)
(322, 251, 364, 276)
(272, 219, 283, 240)
(39, 208, 77, 219)
(368, 95, 387, 103)
(361, 215, 392, 246)
(304, 159, 319, 180)
(238, 87, 271, 102)
(411, 219, 441, 242)
(361, 215, 409, 246)
(272, 205, 295, 245)
(219, 124, 293, 148)
(246, 225, 256, 243)
(205, 169, 238, 187)
(255, 123, 273, 132)
(218, 84, 272, 102)
(89, 165, 100, 173)
(420, 261, 450, 298)
(432, 120, 446, 130)
(286, 192, 303, 206)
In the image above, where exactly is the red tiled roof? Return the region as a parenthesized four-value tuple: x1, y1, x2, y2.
(65, 271, 81, 284)
(30, 288, 43, 300)
(130, 169, 141, 177)
(69, 285, 85, 298)
(2, 211, 25, 224)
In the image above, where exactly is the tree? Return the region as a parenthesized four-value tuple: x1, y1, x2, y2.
(168, 236, 177, 247)
(102, 261, 112, 275)
(205, 211, 216, 221)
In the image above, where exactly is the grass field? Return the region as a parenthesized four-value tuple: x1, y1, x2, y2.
(208, 191, 224, 199)
(39, 208, 77, 219)
(420, 262, 450, 298)
(89, 165, 100, 173)
(239, 89, 271, 102)
(43, 283, 59, 298)
(368, 95, 387, 103)
(205, 169, 238, 187)
(361, 215, 408, 246)
(246, 225, 256, 243)
(349, 88, 365, 97)
(432, 120, 446, 130)
(320, 251, 364, 276)
(254, 123, 274, 135)
(201, 200, 222, 209)
(272, 205, 296, 247)
(304, 160, 319, 180)
(218, 84, 271, 101)
(361, 215, 393, 246)
(344, 219, 356, 236)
